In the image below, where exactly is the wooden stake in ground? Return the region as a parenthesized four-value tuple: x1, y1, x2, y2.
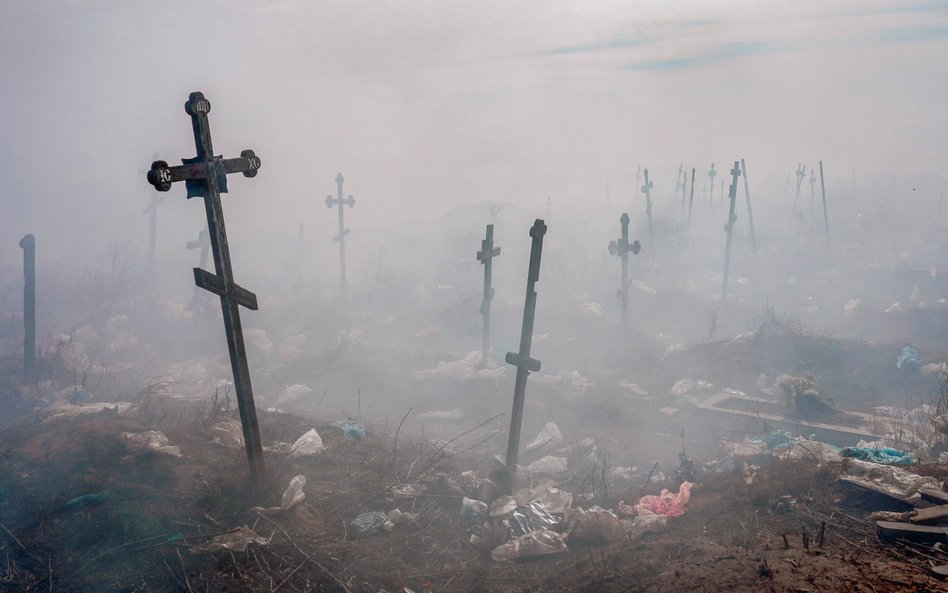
(139, 152, 164, 275)
(688, 168, 696, 227)
(477, 224, 501, 367)
(608, 213, 641, 323)
(326, 173, 355, 297)
(145, 91, 265, 489)
(740, 159, 757, 254)
(792, 163, 806, 212)
(19, 234, 35, 384)
(641, 168, 654, 241)
(708, 163, 717, 208)
(505, 219, 547, 467)
(819, 161, 831, 254)
(721, 161, 742, 300)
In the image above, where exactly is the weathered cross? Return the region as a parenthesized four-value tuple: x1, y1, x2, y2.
(708, 163, 717, 206)
(19, 234, 35, 384)
(792, 163, 806, 211)
(140, 152, 165, 273)
(641, 168, 654, 241)
(505, 219, 547, 468)
(187, 223, 211, 270)
(809, 168, 817, 210)
(145, 91, 265, 488)
(721, 161, 742, 299)
(740, 159, 758, 254)
(477, 224, 501, 367)
(819, 161, 831, 256)
(326, 173, 355, 297)
(687, 168, 696, 228)
(677, 164, 687, 211)
(608, 213, 641, 323)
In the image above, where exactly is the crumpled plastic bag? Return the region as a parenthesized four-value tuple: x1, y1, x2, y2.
(841, 446, 913, 465)
(932, 414, 948, 435)
(622, 509, 667, 539)
(565, 506, 624, 542)
(40, 400, 132, 423)
(524, 422, 563, 452)
(897, 346, 920, 369)
(251, 474, 306, 514)
(331, 420, 366, 439)
(190, 526, 270, 553)
(526, 456, 568, 476)
(210, 417, 244, 448)
(490, 528, 567, 561)
(632, 482, 694, 517)
(282, 429, 325, 457)
(839, 458, 940, 503)
(121, 431, 182, 457)
(350, 511, 388, 538)
(785, 437, 842, 465)
(383, 509, 417, 532)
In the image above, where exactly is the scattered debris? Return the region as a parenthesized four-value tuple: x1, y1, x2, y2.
(121, 431, 183, 457)
(190, 526, 271, 553)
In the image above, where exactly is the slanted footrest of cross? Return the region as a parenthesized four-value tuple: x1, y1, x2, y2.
(193, 268, 259, 310)
(506, 351, 541, 373)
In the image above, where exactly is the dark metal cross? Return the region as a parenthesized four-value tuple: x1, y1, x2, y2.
(326, 173, 355, 297)
(477, 224, 501, 367)
(608, 213, 641, 323)
(708, 162, 717, 206)
(145, 91, 265, 488)
(641, 168, 654, 241)
(505, 219, 547, 468)
(740, 159, 757, 254)
(721, 161, 742, 299)
(19, 234, 35, 384)
(140, 152, 164, 273)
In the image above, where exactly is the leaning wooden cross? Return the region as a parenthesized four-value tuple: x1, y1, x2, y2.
(721, 161, 741, 300)
(792, 163, 806, 212)
(326, 173, 355, 297)
(19, 234, 36, 384)
(608, 213, 641, 323)
(641, 169, 654, 241)
(477, 224, 501, 367)
(505, 219, 547, 467)
(145, 91, 265, 487)
(740, 159, 758, 254)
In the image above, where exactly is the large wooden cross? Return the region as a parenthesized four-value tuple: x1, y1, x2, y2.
(608, 213, 641, 323)
(721, 161, 742, 299)
(19, 234, 35, 384)
(641, 168, 654, 241)
(505, 219, 547, 467)
(145, 91, 265, 488)
(326, 173, 355, 297)
(477, 224, 501, 367)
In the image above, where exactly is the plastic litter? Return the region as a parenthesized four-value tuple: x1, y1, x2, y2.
(897, 346, 920, 369)
(275, 384, 312, 405)
(350, 511, 389, 538)
(331, 420, 366, 440)
(251, 474, 306, 514)
(565, 506, 624, 542)
(785, 437, 842, 465)
(933, 414, 948, 435)
(64, 491, 110, 510)
(524, 422, 563, 453)
(121, 431, 182, 457)
(622, 509, 668, 539)
(190, 525, 270, 553)
(210, 417, 244, 448)
(839, 459, 940, 504)
(40, 400, 132, 423)
(489, 495, 518, 519)
(288, 429, 325, 457)
(841, 446, 913, 465)
(383, 509, 417, 532)
(526, 456, 568, 476)
(461, 497, 488, 521)
(417, 408, 465, 420)
(632, 482, 694, 518)
(490, 528, 567, 561)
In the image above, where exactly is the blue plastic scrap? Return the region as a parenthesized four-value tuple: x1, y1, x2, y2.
(896, 346, 920, 370)
(840, 446, 914, 465)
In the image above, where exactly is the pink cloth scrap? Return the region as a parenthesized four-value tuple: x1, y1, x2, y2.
(631, 482, 694, 518)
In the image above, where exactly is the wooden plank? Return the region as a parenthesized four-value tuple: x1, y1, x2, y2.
(875, 521, 948, 545)
(910, 504, 948, 525)
(921, 487, 948, 506)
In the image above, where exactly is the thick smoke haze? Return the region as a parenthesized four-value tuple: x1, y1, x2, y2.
(0, 0, 946, 267)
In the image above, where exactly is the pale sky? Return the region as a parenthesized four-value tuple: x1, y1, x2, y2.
(0, 0, 946, 264)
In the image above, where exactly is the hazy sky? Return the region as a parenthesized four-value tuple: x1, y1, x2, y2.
(0, 0, 946, 264)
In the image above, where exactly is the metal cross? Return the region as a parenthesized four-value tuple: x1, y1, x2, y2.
(708, 163, 717, 206)
(326, 173, 355, 297)
(505, 219, 547, 468)
(641, 168, 654, 241)
(477, 224, 501, 367)
(140, 152, 165, 273)
(792, 163, 806, 211)
(740, 159, 757, 254)
(721, 161, 742, 299)
(145, 91, 265, 489)
(608, 213, 641, 323)
(19, 234, 35, 384)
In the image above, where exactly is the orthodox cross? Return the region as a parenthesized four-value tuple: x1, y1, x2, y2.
(740, 159, 757, 254)
(140, 152, 164, 273)
(145, 91, 265, 489)
(608, 213, 641, 323)
(19, 234, 35, 384)
(187, 223, 211, 270)
(708, 163, 717, 207)
(721, 161, 742, 299)
(505, 219, 547, 468)
(677, 164, 687, 211)
(641, 168, 654, 241)
(326, 173, 355, 297)
(819, 161, 831, 255)
(477, 224, 501, 367)
(792, 163, 806, 211)
(688, 168, 696, 227)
